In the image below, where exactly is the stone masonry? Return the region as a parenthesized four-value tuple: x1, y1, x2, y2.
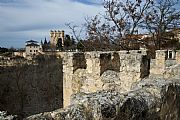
(63, 50, 149, 107)
(150, 50, 180, 78)
(63, 49, 180, 108)
(24, 49, 180, 119)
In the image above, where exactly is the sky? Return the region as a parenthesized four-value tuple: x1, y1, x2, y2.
(0, 0, 104, 48)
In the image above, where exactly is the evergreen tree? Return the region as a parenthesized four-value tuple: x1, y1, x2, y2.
(44, 37, 48, 45)
(56, 38, 63, 50)
(42, 37, 50, 51)
(64, 35, 71, 47)
(77, 40, 84, 51)
(71, 36, 76, 45)
(63, 35, 77, 50)
(41, 40, 43, 45)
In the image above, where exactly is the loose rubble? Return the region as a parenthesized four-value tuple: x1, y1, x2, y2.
(0, 111, 18, 120)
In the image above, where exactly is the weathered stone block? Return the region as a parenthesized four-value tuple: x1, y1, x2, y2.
(63, 50, 148, 107)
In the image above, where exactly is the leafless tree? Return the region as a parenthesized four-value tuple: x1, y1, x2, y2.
(144, 0, 180, 49)
(13, 63, 28, 118)
(85, 15, 115, 50)
(67, 0, 179, 51)
(102, 0, 153, 49)
(65, 23, 86, 50)
(0, 55, 63, 118)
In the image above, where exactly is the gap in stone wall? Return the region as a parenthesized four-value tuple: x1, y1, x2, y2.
(100, 52, 120, 75)
(140, 55, 150, 78)
(73, 53, 87, 73)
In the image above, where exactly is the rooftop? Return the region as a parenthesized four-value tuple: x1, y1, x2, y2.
(26, 40, 38, 43)
(26, 43, 39, 46)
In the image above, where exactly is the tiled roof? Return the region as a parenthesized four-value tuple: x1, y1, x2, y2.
(26, 43, 39, 46)
(26, 40, 38, 43)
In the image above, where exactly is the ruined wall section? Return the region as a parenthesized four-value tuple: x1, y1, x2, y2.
(100, 52, 120, 75)
(118, 51, 148, 91)
(73, 53, 87, 73)
(176, 50, 180, 64)
(63, 52, 74, 107)
(150, 50, 167, 76)
(63, 50, 148, 107)
(150, 50, 180, 79)
(63, 52, 102, 107)
(72, 52, 102, 94)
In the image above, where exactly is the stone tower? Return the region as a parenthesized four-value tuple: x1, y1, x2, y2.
(50, 30, 65, 48)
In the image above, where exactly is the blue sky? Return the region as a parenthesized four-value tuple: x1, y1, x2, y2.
(0, 0, 104, 48)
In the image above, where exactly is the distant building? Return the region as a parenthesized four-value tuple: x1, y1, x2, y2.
(25, 40, 42, 56)
(13, 51, 26, 58)
(50, 30, 65, 49)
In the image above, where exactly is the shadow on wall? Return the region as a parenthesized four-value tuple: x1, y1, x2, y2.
(73, 53, 87, 73)
(140, 56, 150, 78)
(100, 52, 120, 75)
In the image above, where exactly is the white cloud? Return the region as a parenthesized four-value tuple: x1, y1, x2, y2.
(0, 0, 104, 48)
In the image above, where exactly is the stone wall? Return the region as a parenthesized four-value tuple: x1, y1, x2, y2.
(150, 50, 166, 77)
(150, 50, 180, 79)
(23, 49, 180, 119)
(25, 78, 180, 120)
(100, 52, 120, 75)
(63, 50, 149, 107)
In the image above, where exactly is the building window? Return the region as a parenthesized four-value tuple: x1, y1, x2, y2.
(169, 51, 172, 59)
(167, 50, 176, 59)
(34, 50, 35, 52)
(36, 50, 38, 52)
(30, 50, 32, 52)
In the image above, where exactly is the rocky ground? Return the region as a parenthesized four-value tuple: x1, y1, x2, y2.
(24, 78, 180, 120)
(0, 111, 18, 120)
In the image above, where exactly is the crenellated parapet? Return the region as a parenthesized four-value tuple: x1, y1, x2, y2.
(50, 30, 65, 48)
(62, 49, 180, 107)
(150, 49, 180, 78)
(63, 50, 149, 107)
